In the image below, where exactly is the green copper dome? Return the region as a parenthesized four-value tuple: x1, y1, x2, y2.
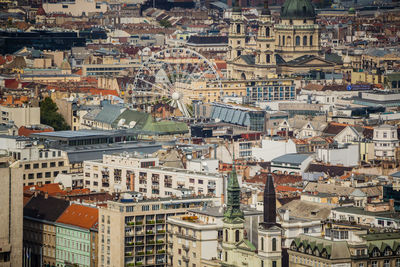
(280, 0, 316, 20)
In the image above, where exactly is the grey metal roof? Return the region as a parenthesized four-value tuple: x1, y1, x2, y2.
(272, 153, 311, 165)
(391, 171, 400, 178)
(94, 105, 124, 124)
(65, 142, 164, 163)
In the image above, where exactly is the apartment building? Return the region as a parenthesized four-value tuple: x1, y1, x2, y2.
(83, 153, 223, 197)
(20, 148, 70, 186)
(98, 195, 221, 267)
(0, 104, 40, 128)
(167, 215, 220, 267)
(0, 156, 23, 267)
(55, 204, 98, 267)
(288, 232, 400, 267)
(23, 194, 70, 267)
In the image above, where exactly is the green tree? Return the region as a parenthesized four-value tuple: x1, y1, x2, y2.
(159, 19, 172, 28)
(40, 97, 70, 131)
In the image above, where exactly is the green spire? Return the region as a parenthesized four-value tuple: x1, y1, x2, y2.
(224, 159, 244, 223)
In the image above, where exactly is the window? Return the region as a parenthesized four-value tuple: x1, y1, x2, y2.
(303, 36, 307, 46)
(58, 161, 64, 167)
(384, 260, 390, 267)
(295, 36, 300, 46)
(225, 229, 228, 242)
(33, 163, 39, 169)
(266, 54, 270, 63)
(28, 173, 34, 179)
(261, 237, 264, 250)
(396, 259, 400, 267)
(50, 162, 56, 167)
(272, 261, 277, 267)
(225, 252, 228, 261)
(198, 180, 203, 184)
(45, 172, 51, 178)
(265, 27, 270, 37)
(42, 163, 48, 168)
(372, 261, 378, 267)
(272, 238, 277, 251)
(235, 230, 240, 242)
(24, 164, 30, 170)
(310, 35, 313, 46)
(37, 173, 43, 178)
(359, 264, 364, 267)
(236, 24, 241, 34)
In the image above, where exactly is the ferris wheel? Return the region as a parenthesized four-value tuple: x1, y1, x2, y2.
(132, 47, 222, 118)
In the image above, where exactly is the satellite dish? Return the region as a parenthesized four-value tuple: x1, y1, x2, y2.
(187, 155, 192, 160)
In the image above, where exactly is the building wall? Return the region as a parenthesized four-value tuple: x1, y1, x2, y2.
(0, 105, 40, 128)
(98, 197, 220, 267)
(316, 144, 359, 167)
(252, 139, 297, 162)
(56, 224, 91, 267)
(84, 160, 223, 196)
(43, 0, 107, 16)
(0, 159, 23, 267)
(20, 149, 70, 186)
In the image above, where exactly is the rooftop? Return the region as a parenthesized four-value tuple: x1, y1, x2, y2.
(56, 204, 98, 230)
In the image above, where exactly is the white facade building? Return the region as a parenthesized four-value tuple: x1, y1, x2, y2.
(252, 139, 297, 162)
(316, 144, 359, 167)
(83, 153, 224, 197)
(373, 124, 399, 161)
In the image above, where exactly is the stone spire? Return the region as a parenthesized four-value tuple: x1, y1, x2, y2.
(261, 0, 271, 15)
(223, 156, 244, 223)
(261, 173, 276, 229)
(232, 0, 242, 13)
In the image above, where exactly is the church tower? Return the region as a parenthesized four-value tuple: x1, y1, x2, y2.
(256, 0, 276, 68)
(221, 164, 245, 266)
(258, 174, 282, 267)
(274, 0, 321, 61)
(227, 0, 245, 62)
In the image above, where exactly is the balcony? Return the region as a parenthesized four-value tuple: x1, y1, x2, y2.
(126, 242, 135, 246)
(156, 240, 165, 244)
(157, 249, 166, 254)
(125, 252, 133, 257)
(136, 221, 143, 226)
(147, 240, 155, 245)
(147, 220, 155, 225)
(157, 230, 166, 234)
(126, 222, 135, 226)
(146, 250, 154, 255)
(207, 183, 216, 189)
(146, 231, 154, 235)
(156, 219, 165, 224)
(136, 241, 144, 246)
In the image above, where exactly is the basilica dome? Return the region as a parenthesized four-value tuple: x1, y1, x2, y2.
(280, 0, 316, 20)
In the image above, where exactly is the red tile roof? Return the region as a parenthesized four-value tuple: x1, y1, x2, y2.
(23, 183, 90, 197)
(276, 185, 302, 192)
(56, 204, 98, 230)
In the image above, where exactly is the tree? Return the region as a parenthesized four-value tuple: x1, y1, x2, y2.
(159, 19, 172, 28)
(40, 97, 70, 131)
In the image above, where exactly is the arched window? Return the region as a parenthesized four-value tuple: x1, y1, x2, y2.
(272, 238, 277, 251)
(279, 35, 281, 46)
(266, 54, 270, 63)
(261, 237, 264, 250)
(236, 24, 241, 34)
(282, 36, 285, 46)
(287, 36, 291, 46)
(303, 36, 307, 46)
(266, 27, 270, 37)
(310, 35, 313, 46)
(295, 36, 300, 46)
(225, 251, 228, 261)
(235, 230, 240, 242)
(225, 229, 228, 242)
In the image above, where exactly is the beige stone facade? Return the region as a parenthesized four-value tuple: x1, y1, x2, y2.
(0, 157, 23, 267)
(98, 196, 221, 267)
(167, 215, 220, 267)
(0, 105, 40, 128)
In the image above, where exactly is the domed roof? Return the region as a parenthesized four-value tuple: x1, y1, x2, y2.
(60, 59, 71, 70)
(280, 0, 316, 20)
